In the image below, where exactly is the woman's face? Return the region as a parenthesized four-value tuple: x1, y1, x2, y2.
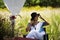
(31, 15, 39, 25)
(33, 15, 38, 24)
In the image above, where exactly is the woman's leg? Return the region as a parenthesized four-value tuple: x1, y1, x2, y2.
(26, 30, 37, 39)
(35, 31, 45, 40)
(26, 30, 45, 40)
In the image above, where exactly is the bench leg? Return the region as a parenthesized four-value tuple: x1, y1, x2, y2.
(43, 34, 49, 40)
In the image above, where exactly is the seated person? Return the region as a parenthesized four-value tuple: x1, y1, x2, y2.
(26, 12, 49, 40)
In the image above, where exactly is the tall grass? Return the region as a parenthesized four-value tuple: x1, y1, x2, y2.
(0, 6, 60, 40)
(14, 16, 30, 37)
(46, 14, 60, 40)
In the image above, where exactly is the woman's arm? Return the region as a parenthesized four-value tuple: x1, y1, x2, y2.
(26, 23, 31, 32)
(39, 14, 49, 26)
(26, 26, 30, 32)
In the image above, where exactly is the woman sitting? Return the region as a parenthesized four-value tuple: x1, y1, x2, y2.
(26, 12, 49, 40)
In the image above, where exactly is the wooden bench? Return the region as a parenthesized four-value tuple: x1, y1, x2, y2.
(14, 37, 38, 40)
(13, 28, 48, 40)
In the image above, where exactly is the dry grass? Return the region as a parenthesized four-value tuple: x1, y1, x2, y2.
(0, 6, 60, 40)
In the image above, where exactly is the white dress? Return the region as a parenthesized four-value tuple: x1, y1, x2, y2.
(26, 22, 45, 40)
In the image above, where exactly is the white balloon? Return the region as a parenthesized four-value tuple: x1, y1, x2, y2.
(3, 0, 26, 15)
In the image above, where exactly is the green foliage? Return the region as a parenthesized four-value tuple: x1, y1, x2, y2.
(0, 14, 11, 38)
(25, 0, 40, 6)
(0, 0, 60, 8)
(0, 6, 60, 40)
(19, 16, 29, 35)
(46, 14, 60, 40)
(25, 0, 60, 7)
(0, 0, 5, 8)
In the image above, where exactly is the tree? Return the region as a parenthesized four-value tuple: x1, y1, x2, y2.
(0, 0, 6, 8)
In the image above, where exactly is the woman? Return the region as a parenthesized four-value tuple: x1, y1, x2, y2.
(26, 12, 39, 32)
(26, 12, 49, 40)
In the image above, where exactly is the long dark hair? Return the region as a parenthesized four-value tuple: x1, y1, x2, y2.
(31, 12, 39, 21)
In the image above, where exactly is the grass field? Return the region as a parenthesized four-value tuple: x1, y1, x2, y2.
(0, 6, 60, 40)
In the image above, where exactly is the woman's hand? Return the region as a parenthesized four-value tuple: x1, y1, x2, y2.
(38, 14, 49, 25)
(38, 14, 43, 19)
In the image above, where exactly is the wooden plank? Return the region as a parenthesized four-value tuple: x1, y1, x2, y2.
(14, 37, 38, 40)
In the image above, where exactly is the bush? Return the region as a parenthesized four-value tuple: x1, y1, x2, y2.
(0, 14, 11, 39)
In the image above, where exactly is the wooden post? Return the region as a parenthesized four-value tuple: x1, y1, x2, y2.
(43, 28, 49, 40)
(10, 16, 16, 38)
